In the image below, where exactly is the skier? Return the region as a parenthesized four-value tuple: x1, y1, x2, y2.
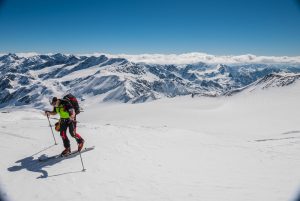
(45, 97, 85, 156)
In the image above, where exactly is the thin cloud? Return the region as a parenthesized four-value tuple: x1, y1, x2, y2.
(7, 52, 300, 65)
(103, 53, 300, 65)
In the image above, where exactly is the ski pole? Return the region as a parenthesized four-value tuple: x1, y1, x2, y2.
(46, 115, 58, 145)
(78, 146, 86, 171)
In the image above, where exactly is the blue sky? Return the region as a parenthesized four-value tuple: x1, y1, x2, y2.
(0, 0, 300, 55)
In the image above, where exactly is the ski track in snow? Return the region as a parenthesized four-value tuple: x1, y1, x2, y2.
(1, 89, 300, 201)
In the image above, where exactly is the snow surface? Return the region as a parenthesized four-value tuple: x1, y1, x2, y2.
(1, 82, 300, 201)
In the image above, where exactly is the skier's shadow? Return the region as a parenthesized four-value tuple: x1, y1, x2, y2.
(7, 146, 82, 179)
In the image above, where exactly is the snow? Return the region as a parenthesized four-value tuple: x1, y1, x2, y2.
(1, 83, 300, 201)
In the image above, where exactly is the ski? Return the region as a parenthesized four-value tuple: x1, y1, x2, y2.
(38, 146, 95, 162)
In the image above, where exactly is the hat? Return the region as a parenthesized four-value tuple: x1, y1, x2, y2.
(51, 97, 58, 105)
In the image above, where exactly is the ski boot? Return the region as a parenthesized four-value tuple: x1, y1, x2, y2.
(61, 147, 71, 157)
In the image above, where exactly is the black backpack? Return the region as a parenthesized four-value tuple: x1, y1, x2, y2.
(63, 93, 81, 115)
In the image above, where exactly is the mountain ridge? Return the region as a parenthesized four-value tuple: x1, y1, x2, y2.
(1, 53, 300, 109)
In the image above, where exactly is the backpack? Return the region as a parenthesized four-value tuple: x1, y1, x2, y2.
(63, 93, 81, 115)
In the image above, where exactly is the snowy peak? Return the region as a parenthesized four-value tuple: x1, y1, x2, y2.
(226, 73, 300, 95)
(0, 53, 300, 108)
(254, 73, 300, 89)
(0, 53, 19, 62)
(216, 64, 229, 74)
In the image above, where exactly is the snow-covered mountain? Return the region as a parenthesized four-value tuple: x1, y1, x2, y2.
(1, 53, 300, 108)
(226, 73, 300, 95)
(1, 54, 300, 201)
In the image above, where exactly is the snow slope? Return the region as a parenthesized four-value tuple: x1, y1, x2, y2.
(1, 81, 300, 201)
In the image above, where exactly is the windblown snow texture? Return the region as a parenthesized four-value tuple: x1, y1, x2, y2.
(1, 85, 300, 201)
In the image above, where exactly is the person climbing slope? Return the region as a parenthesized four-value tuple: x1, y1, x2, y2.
(45, 96, 84, 156)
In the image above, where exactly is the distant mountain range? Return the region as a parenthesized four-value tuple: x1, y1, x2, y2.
(1, 53, 300, 108)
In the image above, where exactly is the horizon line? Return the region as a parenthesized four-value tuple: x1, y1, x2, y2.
(1, 52, 300, 65)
